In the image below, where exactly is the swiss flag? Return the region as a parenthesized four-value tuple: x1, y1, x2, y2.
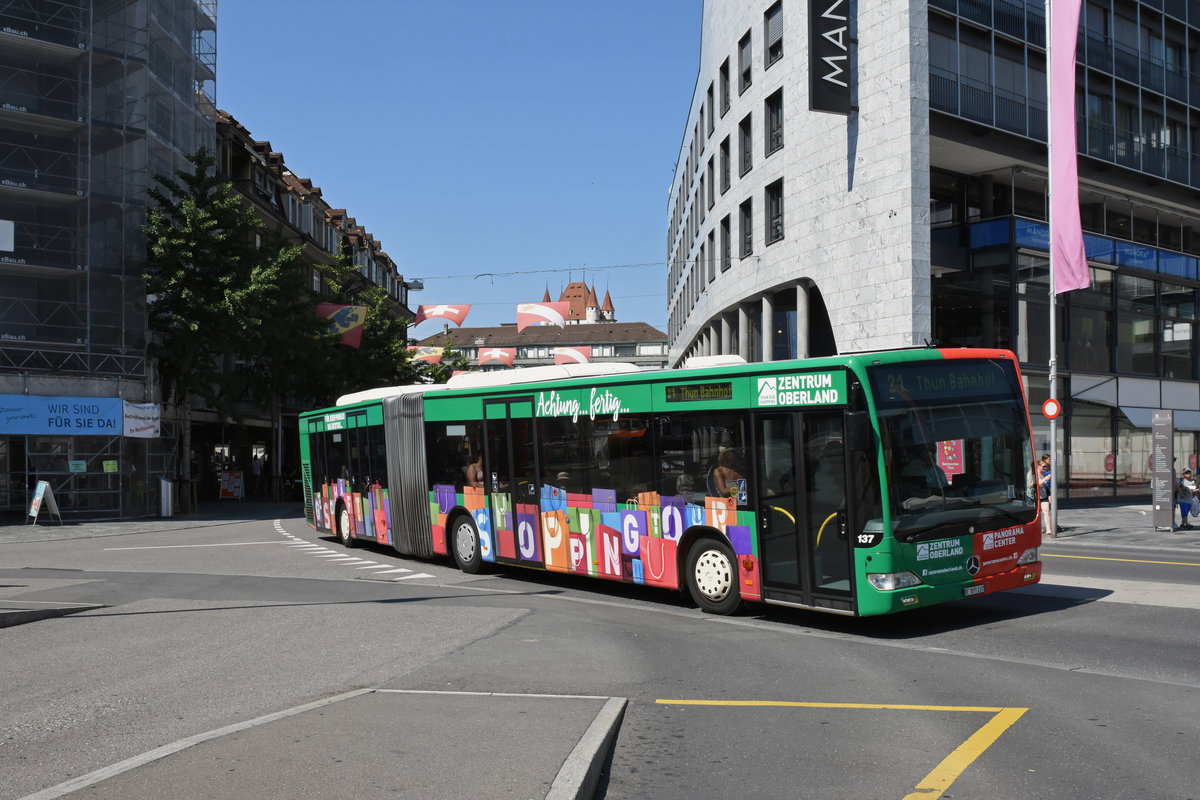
(478, 347, 516, 367)
(413, 304, 471, 326)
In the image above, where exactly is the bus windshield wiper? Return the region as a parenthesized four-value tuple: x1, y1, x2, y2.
(893, 521, 969, 543)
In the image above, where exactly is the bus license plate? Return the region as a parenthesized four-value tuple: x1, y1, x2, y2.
(962, 585, 985, 597)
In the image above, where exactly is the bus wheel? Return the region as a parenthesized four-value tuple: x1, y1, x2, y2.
(686, 537, 742, 615)
(450, 515, 483, 574)
(336, 503, 356, 548)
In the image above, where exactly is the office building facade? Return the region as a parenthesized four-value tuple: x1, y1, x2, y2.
(667, 0, 1200, 499)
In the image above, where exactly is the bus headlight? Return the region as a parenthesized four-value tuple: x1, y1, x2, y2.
(867, 571, 923, 591)
(1016, 548, 1039, 565)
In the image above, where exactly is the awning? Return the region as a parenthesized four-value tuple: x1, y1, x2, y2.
(1119, 406, 1200, 431)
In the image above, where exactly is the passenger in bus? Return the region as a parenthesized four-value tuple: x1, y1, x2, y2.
(710, 447, 746, 501)
(466, 453, 484, 488)
(676, 473, 698, 502)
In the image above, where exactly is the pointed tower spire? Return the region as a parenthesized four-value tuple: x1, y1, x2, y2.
(601, 289, 615, 322)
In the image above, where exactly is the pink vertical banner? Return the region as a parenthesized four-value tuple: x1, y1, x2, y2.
(1050, 0, 1090, 293)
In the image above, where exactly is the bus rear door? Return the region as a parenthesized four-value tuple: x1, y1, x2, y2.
(483, 398, 540, 566)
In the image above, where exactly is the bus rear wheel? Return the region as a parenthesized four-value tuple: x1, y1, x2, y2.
(686, 536, 742, 615)
(451, 514, 483, 574)
(336, 502, 356, 548)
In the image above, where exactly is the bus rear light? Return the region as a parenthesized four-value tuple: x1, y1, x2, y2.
(1016, 548, 1039, 565)
(867, 571, 922, 591)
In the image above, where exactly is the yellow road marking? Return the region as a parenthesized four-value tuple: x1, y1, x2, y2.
(902, 707, 1027, 800)
(656, 699, 1006, 712)
(655, 699, 1027, 800)
(1043, 553, 1200, 567)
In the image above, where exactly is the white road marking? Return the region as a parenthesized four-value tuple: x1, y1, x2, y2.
(104, 542, 285, 551)
(16, 689, 373, 800)
(273, 520, 433, 581)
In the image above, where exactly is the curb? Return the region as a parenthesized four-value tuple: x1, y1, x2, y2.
(546, 696, 628, 800)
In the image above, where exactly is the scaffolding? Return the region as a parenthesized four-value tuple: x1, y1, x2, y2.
(0, 0, 216, 515)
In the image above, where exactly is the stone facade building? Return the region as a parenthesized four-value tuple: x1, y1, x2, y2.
(668, 0, 1200, 500)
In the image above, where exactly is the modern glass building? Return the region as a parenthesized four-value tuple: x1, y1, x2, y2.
(666, 0, 1200, 500)
(0, 0, 217, 516)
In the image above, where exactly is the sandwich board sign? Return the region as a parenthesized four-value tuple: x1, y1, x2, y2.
(28, 480, 63, 526)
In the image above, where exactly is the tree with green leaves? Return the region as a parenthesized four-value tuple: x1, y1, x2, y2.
(143, 148, 324, 504)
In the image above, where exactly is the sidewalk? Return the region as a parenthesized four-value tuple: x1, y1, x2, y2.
(0, 499, 305, 545)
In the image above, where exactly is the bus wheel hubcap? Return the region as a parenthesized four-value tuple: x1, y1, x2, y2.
(694, 549, 732, 601)
(456, 524, 475, 560)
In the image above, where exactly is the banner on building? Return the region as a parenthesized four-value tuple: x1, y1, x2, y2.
(517, 302, 570, 331)
(809, 0, 851, 114)
(413, 304, 471, 327)
(0, 395, 121, 436)
(316, 304, 368, 348)
(554, 346, 591, 365)
(122, 401, 161, 438)
(1049, 0, 1090, 293)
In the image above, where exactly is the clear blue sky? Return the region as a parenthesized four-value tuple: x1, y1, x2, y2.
(216, 1, 701, 334)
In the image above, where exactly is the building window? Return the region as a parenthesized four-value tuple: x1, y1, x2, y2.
(708, 229, 716, 281)
(720, 59, 730, 115)
(765, 2, 783, 68)
(706, 83, 715, 136)
(766, 180, 784, 245)
(766, 90, 783, 155)
(1161, 281, 1195, 380)
(721, 215, 732, 271)
(720, 136, 731, 193)
(707, 157, 715, 208)
(739, 31, 752, 93)
(740, 199, 753, 257)
(739, 114, 752, 175)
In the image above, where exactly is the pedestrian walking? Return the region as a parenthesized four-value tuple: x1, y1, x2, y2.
(1037, 453, 1052, 535)
(1177, 468, 1197, 531)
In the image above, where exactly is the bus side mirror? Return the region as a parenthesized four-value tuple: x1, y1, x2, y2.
(846, 411, 872, 452)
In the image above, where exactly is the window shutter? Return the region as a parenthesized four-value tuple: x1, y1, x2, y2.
(767, 6, 782, 48)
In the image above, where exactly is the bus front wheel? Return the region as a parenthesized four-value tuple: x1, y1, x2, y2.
(336, 503, 356, 548)
(686, 537, 742, 615)
(450, 515, 483, 574)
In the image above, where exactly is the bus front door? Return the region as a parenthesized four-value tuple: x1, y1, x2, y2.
(483, 399, 539, 566)
(756, 412, 853, 608)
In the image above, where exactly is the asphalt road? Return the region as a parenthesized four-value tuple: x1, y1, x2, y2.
(1, 508, 1197, 800)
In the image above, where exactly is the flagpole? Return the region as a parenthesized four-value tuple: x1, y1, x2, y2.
(1046, 0, 1059, 539)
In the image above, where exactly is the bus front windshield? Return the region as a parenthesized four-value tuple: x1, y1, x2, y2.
(867, 358, 1036, 542)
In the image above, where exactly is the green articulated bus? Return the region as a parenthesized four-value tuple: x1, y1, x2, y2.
(297, 347, 1043, 617)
